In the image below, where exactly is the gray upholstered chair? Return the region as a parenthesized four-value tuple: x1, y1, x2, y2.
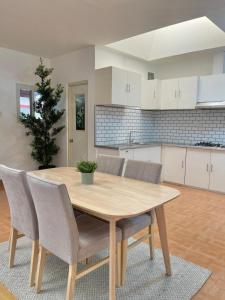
(97, 155, 125, 176)
(27, 174, 122, 300)
(0, 165, 39, 287)
(118, 160, 162, 285)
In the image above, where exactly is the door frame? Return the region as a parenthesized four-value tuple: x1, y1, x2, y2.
(67, 80, 88, 166)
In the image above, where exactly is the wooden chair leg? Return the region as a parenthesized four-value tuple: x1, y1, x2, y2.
(149, 225, 154, 260)
(66, 264, 77, 300)
(8, 229, 12, 252)
(121, 239, 128, 286)
(35, 246, 47, 293)
(116, 242, 121, 287)
(29, 240, 39, 287)
(9, 227, 18, 268)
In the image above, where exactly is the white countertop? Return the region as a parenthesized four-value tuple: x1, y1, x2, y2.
(95, 142, 225, 151)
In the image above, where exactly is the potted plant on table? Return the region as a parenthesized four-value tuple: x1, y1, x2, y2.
(76, 161, 97, 184)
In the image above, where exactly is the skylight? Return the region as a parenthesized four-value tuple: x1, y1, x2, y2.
(107, 17, 225, 61)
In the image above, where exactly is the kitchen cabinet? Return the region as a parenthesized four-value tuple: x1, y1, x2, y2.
(133, 146, 161, 163)
(160, 79, 178, 109)
(209, 151, 225, 193)
(160, 76, 198, 110)
(162, 146, 186, 184)
(198, 74, 225, 102)
(185, 148, 210, 189)
(127, 71, 141, 106)
(95, 66, 141, 107)
(119, 149, 134, 160)
(178, 76, 198, 109)
(96, 146, 161, 163)
(141, 79, 161, 109)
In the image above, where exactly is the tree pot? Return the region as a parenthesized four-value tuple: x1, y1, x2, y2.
(38, 165, 56, 170)
(81, 173, 94, 185)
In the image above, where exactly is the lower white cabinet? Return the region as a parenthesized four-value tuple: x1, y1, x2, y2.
(96, 146, 161, 163)
(119, 149, 134, 160)
(96, 145, 225, 194)
(133, 146, 161, 163)
(209, 151, 225, 193)
(162, 146, 186, 184)
(185, 148, 210, 189)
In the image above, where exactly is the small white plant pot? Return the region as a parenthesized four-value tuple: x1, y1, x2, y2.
(81, 173, 94, 185)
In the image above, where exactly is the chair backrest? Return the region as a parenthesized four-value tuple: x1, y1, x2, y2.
(97, 155, 125, 176)
(27, 175, 79, 265)
(0, 165, 38, 240)
(124, 160, 162, 184)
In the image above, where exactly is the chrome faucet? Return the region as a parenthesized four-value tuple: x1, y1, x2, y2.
(129, 130, 136, 145)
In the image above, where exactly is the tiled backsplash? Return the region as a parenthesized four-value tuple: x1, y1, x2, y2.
(95, 106, 225, 145)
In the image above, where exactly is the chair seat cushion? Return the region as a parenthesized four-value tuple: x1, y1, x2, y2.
(117, 214, 153, 240)
(77, 214, 122, 261)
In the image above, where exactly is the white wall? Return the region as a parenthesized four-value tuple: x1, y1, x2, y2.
(95, 46, 154, 79)
(151, 51, 214, 79)
(95, 46, 214, 81)
(0, 47, 49, 171)
(51, 46, 96, 166)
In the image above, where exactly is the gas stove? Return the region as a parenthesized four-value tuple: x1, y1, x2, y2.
(194, 142, 225, 148)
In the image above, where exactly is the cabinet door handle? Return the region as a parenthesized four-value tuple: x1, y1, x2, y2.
(179, 89, 181, 98)
(210, 164, 213, 172)
(181, 160, 184, 168)
(153, 90, 156, 98)
(129, 84, 131, 93)
(174, 90, 177, 98)
(206, 164, 209, 172)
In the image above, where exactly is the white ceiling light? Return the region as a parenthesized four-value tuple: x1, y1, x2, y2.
(107, 17, 225, 61)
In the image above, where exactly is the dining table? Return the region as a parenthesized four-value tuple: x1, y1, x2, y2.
(29, 167, 180, 300)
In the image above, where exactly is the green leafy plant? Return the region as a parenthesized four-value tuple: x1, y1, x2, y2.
(76, 161, 97, 173)
(19, 58, 65, 169)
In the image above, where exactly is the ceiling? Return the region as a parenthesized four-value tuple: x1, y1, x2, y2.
(107, 17, 225, 61)
(0, 0, 225, 58)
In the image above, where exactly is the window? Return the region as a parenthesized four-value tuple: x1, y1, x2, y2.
(19, 89, 32, 115)
(16, 84, 41, 117)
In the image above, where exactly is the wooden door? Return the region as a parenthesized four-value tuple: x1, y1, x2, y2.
(68, 83, 88, 165)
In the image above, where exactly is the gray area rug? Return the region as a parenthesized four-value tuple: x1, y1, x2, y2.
(0, 238, 211, 299)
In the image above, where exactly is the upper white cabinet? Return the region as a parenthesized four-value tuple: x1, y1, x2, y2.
(141, 79, 161, 110)
(160, 76, 198, 110)
(160, 79, 178, 109)
(162, 146, 186, 184)
(127, 71, 141, 107)
(178, 76, 198, 109)
(185, 148, 210, 189)
(209, 151, 225, 193)
(197, 74, 225, 102)
(95, 66, 141, 107)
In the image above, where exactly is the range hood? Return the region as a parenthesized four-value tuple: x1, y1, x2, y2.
(196, 52, 225, 109)
(196, 101, 225, 109)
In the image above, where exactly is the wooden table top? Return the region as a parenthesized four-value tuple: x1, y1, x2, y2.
(28, 167, 180, 220)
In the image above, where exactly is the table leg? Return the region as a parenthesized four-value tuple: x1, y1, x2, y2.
(155, 205, 172, 276)
(109, 220, 116, 300)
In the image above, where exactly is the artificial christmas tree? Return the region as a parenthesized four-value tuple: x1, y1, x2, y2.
(20, 59, 65, 169)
